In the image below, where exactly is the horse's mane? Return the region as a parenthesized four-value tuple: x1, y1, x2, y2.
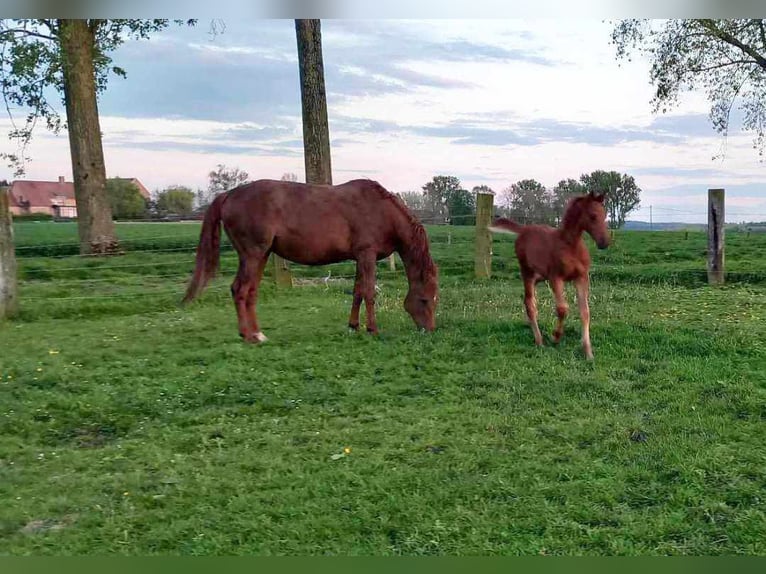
(561, 195, 589, 230)
(358, 179, 438, 281)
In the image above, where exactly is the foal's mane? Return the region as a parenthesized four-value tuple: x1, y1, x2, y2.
(358, 179, 438, 281)
(561, 194, 592, 230)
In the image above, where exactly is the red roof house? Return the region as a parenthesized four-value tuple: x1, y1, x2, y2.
(8, 176, 150, 218)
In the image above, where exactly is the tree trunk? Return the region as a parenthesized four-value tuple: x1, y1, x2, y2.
(0, 186, 18, 319)
(272, 20, 333, 288)
(58, 19, 119, 255)
(295, 19, 332, 185)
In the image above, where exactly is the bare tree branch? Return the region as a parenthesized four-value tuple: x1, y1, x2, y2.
(700, 19, 766, 71)
(689, 59, 760, 73)
(0, 28, 55, 41)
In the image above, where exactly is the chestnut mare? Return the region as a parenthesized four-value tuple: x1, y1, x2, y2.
(489, 192, 610, 360)
(183, 178, 439, 342)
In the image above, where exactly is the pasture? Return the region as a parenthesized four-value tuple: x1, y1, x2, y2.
(1, 221, 766, 555)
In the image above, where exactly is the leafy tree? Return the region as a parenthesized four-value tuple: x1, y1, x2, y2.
(0, 19, 195, 253)
(105, 177, 147, 220)
(198, 164, 250, 207)
(156, 186, 195, 216)
(422, 175, 475, 225)
(612, 19, 766, 156)
(499, 179, 555, 225)
(447, 189, 476, 225)
(421, 175, 452, 223)
(397, 191, 428, 213)
(281, 172, 298, 182)
(578, 170, 641, 229)
(551, 178, 586, 223)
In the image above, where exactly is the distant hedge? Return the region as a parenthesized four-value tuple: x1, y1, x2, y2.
(13, 213, 54, 222)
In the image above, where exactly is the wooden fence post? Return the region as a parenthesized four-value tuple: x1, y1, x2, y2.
(474, 192, 494, 279)
(707, 188, 725, 285)
(0, 187, 19, 320)
(273, 255, 293, 288)
(387, 254, 396, 271)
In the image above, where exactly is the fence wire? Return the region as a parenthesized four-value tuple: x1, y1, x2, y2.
(11, 215, 766, 305)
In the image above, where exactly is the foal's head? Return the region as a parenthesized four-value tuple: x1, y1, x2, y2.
(564, 192, 610, 249)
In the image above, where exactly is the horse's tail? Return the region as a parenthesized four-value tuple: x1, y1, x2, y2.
(183, 193, 227, 304)
(488, 217, 524, 235)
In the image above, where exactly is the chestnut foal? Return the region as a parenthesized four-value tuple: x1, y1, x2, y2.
(489, 192, 610, 360)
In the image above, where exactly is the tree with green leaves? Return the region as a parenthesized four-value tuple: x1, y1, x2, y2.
(422, 175, 475, 225)
(0, 19, 196, 253)
(551, 178, 586, 224)
(156, 186, 195, 216)
(612, 19, 766, 156)
(199, 164, 250, 208)
(500, 179, 555, 225)
(397, 191, 427, 213)
(578, 170, 641, 229)
(105, 177, 147, 220)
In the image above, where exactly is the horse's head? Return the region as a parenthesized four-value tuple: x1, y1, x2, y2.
(580, 192, 610, 249)
(404, 267, 439, 332)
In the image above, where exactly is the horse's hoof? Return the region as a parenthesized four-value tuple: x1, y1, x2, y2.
(348, 324, 359, 333)
(242, 332, 268, 344)
(366, 328, 379, 336)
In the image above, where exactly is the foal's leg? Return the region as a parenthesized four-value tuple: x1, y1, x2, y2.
(523, 275, 544, 346)
(232, 254, 268, 343)
(348, 264, 363, 331)
(550, 278, 569, 344)
(358, 251, 379, 334)
(575, 275, 593, 360)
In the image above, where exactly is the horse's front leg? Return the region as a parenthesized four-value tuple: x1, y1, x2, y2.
(348, 264, 363, 331)
(575, 275, 593, 360)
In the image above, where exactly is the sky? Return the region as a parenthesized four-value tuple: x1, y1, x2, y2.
(2, 18, 766, 223)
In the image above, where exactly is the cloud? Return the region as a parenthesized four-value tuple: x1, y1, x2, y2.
(104, 139, 303, 157)
(631, 166, 730, 178)
(97, 19, 553, 124)
(648, 114, 717, 138)
(330, 114, 687, 147)
(326, 20, 556, 66)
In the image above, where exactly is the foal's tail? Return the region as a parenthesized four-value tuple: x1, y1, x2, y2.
(488, 217, 524, 234)
(183, 193, 227, 304)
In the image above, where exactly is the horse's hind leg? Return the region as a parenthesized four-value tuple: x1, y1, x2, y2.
(348, 264, 363, 331)
(550, 278, 569, 344)
(523, 274, 544, 346)
(575, 275, 593, 360)
(232, 253, 268, 343)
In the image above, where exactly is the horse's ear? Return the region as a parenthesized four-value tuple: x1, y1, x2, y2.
(590, 190, 606, 203)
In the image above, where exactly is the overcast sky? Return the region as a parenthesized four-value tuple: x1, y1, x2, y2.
(2, 18, 766, 223)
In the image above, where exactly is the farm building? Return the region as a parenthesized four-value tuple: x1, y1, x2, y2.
(7, 176, 150, 219)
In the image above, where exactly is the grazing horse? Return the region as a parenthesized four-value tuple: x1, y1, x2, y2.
(183, 178, 439, 342)
(489, 192, 610, 360)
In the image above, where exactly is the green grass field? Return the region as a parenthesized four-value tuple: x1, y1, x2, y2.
(1, 222, 766, 555)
